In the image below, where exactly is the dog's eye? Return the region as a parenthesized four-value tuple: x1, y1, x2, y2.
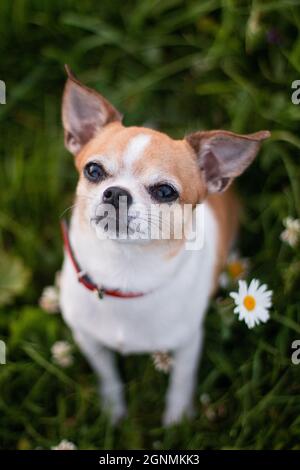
(84, 162, 107, 183)
(148, 184, 179, 203)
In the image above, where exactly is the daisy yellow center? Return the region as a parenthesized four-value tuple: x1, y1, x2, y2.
(228, 261, 244, 279)
(243, 295, 256, 311)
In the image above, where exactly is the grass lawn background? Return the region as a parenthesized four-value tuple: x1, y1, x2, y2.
(0, 0, 300, 449)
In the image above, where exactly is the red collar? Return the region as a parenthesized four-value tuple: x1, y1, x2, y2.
(60, 219, 146, 300)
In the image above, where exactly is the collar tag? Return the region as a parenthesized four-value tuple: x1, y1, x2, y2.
(97, 288, 105, 299)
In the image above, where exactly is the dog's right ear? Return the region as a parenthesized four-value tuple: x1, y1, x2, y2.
(62, 65, 122, 155)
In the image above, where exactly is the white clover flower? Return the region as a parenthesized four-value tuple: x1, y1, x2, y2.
(39, 286, 60, 314)
(204, 406, 216, 422)
(52, 439, 77, 450)
(230, 279, 272, 329)
(200, 393, 211, 406)
(151, 351, 173, 373)
(280, 217, 300, 248)
(51, 341, 74, 368)
(219, 272, 230, 289)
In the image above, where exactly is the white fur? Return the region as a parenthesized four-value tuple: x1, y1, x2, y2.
(122, 133, 151, 170)
(60, 202, 218, 424)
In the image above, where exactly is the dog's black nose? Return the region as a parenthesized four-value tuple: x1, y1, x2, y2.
(102, 186, 133, 209)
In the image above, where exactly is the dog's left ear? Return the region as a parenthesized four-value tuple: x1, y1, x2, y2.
(186, 130, 270, 193)
(62, 66, 122, 155)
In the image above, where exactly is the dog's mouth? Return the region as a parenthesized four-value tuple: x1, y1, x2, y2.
(91, 211, 147, 240)
(91, 212, 129, 232)
(90, 202, 182, 242)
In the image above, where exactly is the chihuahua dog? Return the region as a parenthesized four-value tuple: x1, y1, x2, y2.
(59, 68, 270, 425)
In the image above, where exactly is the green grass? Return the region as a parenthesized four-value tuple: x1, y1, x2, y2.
(1, 0, 300, 450)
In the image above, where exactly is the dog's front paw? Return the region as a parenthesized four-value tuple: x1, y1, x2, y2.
(162, 402, 195, 427)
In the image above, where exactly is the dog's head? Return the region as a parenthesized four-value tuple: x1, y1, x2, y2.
(62, 68, 270, 244)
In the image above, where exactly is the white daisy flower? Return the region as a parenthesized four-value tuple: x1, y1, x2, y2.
(52, 439, 77, 450)
(151, 351, 173, 373)
(230, 279, 272, 329)
(219, 251, 249, 288)
(280, 217, 300, 247)
(227, 252, 249, 280)
(51, 341, 74, 368)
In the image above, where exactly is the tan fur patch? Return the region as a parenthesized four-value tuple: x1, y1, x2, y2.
(207, 187, 241, 293)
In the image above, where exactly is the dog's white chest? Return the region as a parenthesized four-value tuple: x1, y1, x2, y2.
(60, 203, 218, 353)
